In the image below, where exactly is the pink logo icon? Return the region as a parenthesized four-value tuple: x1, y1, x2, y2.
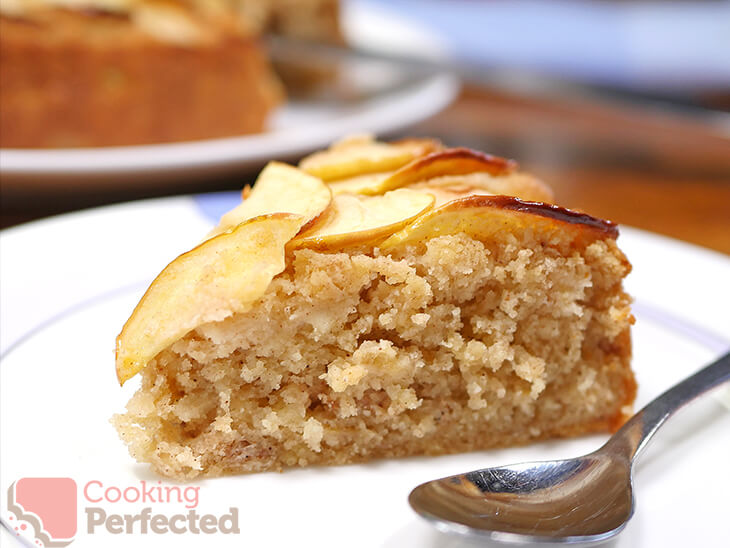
(7, 478, 77, 546)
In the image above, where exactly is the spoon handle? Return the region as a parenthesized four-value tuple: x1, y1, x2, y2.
(603, 350, 730, 461)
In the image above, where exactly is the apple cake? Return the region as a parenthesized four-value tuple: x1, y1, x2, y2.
(0, 0, 341, 148)
(113, 135, 636, 478)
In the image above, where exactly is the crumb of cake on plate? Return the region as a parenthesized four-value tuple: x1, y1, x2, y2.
(113, 135, 636, 478)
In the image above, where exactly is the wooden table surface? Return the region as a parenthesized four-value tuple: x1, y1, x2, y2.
(2, 86, 729, 254)
(416, 87, 730, 255)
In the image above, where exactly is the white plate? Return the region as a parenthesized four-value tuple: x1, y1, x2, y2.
(1, 194, 729, 548)
(0, 2, 458, 188)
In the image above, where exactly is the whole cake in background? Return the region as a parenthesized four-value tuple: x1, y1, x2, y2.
(113, 135, 636, 478)
(0, 0, 341, 148)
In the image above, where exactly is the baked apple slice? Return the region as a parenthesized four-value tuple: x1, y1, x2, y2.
(116, 214, 307, 384)
(291, 189, 435, 250)
(299, 135, 440, 182)
(327, 148, 521, 197)
(381, 194, 617, 250)
(211, 162, 331, 237)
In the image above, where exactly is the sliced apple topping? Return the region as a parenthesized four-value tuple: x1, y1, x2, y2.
(326, 147, 524, 198)
(291, 189, 435, 250)
(210, 162, 331, 237)
(381, 195, 617, 251)
(327, 172, 393, 196)
(116, 214, 307, 384)
(384, 148, 517, 186)
(407, 172, 555, 205)
(299, 134, 441, 182)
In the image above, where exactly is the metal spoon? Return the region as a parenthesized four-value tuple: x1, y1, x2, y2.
(409, 351, 730, 544)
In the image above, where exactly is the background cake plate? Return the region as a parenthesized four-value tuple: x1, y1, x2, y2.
(0, 2, 458, 189)
(1, 193, 729, 548)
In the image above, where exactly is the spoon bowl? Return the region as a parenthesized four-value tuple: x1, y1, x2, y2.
(410, 351, 730, 544)
(410, 452, 633, 543)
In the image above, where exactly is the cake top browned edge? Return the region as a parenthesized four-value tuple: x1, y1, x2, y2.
(468, 195, 619, 238)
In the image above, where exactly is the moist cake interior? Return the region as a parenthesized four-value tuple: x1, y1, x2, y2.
(114, 225, 634, 478)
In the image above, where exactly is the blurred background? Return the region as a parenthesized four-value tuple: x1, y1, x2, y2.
(360, 0, 730, 109)
(1, 0, 729, 252)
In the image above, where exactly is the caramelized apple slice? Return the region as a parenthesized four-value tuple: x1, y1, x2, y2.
(381, 195, 618, 250)
(116, 214, 306, 384)
(299, 135, 440, 182)
(210, 162, 331, 237)
(384, 148, 516, 186)
(291, 189, 435, 250)
(327, 148, 519, 197)
(407, 172, 555, 205)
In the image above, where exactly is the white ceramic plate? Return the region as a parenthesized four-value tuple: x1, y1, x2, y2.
(1, 194, 729, 548)
(0, 2, 458, 188)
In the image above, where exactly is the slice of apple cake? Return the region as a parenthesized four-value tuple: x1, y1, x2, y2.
(113, 136, 636, 478)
